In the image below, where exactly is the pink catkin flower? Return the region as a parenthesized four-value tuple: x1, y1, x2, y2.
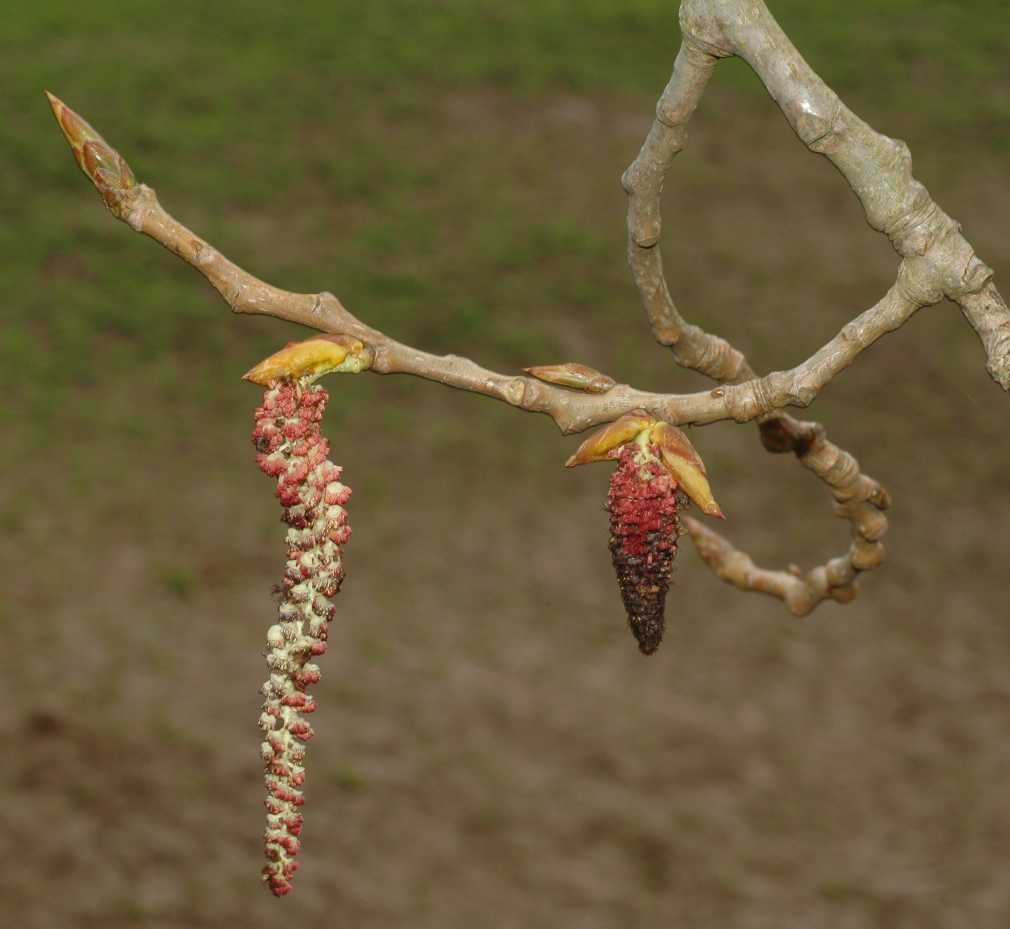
(252, 378, 351, 896)
(607, 442, 681, 655)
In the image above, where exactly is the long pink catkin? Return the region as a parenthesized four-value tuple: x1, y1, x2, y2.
(251, 379, 351, 896)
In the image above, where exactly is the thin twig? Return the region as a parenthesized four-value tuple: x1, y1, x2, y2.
(683, 422, 891, 615)
(46, 0, 1007, 615)
(618, 0, 1005, 611)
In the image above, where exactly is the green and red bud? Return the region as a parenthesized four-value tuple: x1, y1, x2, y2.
(46, 92, 137, 217)
(524, 362, 616, 394)
(567, 412, 723, 654)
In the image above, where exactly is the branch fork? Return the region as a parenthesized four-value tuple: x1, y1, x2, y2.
(47, 0, 1008, 614)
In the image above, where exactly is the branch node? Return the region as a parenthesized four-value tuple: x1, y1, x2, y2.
(850, 540, 885, 572)
(504, 377, 526, 407)
(796, 98, 844, 152)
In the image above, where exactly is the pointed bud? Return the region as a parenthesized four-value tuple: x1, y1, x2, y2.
(524, 363, 616, 394)
(243, 335, 373, 386)
(651, 422, 724, 518)
(46, 92, 137, 217)
(565, 410, 656, 467)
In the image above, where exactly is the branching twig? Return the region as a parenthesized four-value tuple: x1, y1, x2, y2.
(33, 118, 939, 435)
(619, 0, 1007, 611)
(46, 0, 1008, 616)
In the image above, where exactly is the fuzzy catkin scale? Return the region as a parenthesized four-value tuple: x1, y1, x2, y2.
(251, 379, 351, 896)
(607, 443, 681, 655)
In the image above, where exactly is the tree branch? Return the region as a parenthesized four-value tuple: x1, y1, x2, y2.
(683, 421, 890, 615)
(617, 0, 1004, 611)
(45, 96, 939, 437)
(45, 0, 1006, 616)
(678, 0, 1006, 380)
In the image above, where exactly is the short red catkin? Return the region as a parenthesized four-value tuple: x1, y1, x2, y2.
(607, 442, 681, 655)
(251, 379, 351, 896)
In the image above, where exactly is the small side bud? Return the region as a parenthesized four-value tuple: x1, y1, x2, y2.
(243, 335, 373, 386)
(46, 92, 137, 217)
(565, 410, 656, 467)
(651, 422, 724, 519)
(524, 363, 616, 394)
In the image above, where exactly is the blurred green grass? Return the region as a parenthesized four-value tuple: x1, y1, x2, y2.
(9, 0, 1010, 98)
(3, 0, 1009, 442)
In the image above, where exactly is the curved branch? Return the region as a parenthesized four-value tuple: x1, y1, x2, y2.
(47, 0, 1006, 621)
(678, 0, 1007, 383)
(684, 422, 890, 615)
(619, 0, 1006, 613)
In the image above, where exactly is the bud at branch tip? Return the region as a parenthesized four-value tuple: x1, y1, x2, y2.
(45, 92, 137, 218)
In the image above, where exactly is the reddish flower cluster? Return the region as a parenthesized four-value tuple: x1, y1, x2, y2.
(607, 443, 681, 655)
(251, 379, 351, 896)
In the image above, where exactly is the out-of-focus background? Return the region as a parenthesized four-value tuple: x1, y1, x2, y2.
(4, 1, 1009, 927)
